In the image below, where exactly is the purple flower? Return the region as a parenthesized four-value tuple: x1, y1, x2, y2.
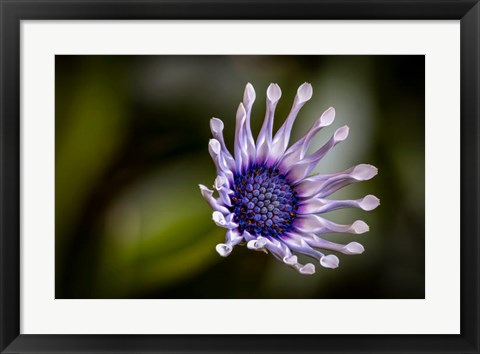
(199, 83, 379, 275)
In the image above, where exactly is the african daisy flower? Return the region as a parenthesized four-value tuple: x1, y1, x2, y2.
(199, 83, 379, 275)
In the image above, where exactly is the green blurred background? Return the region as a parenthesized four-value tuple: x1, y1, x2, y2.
(55, 55, 424, 299)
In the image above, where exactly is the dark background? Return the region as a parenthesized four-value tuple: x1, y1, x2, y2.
(55, 55, 425, 299)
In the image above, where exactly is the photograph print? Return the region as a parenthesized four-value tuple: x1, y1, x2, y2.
(55, 55, 425, 299)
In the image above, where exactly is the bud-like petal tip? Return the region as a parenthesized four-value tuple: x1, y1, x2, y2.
(210, 118, 224, 133)
(216, 243, 233, 257)
(360, 195, 380, 211)
(297, 82, 313, 103)
(267, 83, 282, 103)
(209, 139, 221, 154)
(283, 255, 298, 265)
(344, 242, 365, 254)
(352, 220, 369, 234)
(352, 164, 378, 181)
(236, 103, 246, 120)
(320, 255, 339, 269)
(334, 125, 349, 141)
(299, 263, 316, 275)
(243, 82, 256, 105)
(319, 107, 336, 127)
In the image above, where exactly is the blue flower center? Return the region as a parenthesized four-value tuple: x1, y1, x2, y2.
(231, 164, 298, 238)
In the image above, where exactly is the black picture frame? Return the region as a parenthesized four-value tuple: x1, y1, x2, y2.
(1, 1, 479, 353)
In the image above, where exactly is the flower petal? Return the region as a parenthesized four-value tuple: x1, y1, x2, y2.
(247, 236, 268, 250)
(343, 242, 365, 254)
(278, 234, 325, 261)
(256, 83, 281, 163)
(214, 175, 233, 207)
(285, 232, 364, 256)
(287, 126, 349, 182)
(298, 263, 316, 274)
(210, 118, 236, 170)
(299, 233, 365, 255)
(298, 194, 380, 214)
(242, 230, 255, 242)
(278, 234, 340, 270)
(320, 255, 339, 269)
(283, 254, 298, 265)
(281, 232, 364, 270)
(216, 229, 244, 257)
(212, 211, 238, 229)
(243, 82, 256, 107)
(270, 83, 313, 161)
(214, 175, 230, 189)
(198, 184, 230, 214)
(209, 118, 227, 152)
(243, 83, 257, 165)
(249, 236, 316, 275)
(295, 214, 369, 235)
(216, 243, 233, 257)
(359, 195, 381, 211)
(314, 164, 378, 198)
(295, 164, 378, 198)
(280, 107, 335, 170)
(208, 139, 235, 181)
(234, 103, 250, 172)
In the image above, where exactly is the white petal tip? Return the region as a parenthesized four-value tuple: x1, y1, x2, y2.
(212, 211, 238, 229)
(360, 195, 380, 211)
(334, 125, 349, 141)
(199, 184, 212, 196)
(267, 83, 282, 103)
(244, 83, 256, 104)
(320, 255, 339, 269)
(214, 175, 228, 189)
(299, 263, 316, 275)
(236, 103, 246, 120)
(320, 107, 336, 126)
(352, 220, 369, 234)
(210, 118, 224, 132)
(209, 139, 221, 154)
(247, 237, 268, 250)
(344, 242, 365, 254)
(283, 255, 298, 265)
(212, 211, 225, 223)
(297, 82, 313, 103)
(352, 164, 378, 180)
(216, 243, 232, 257)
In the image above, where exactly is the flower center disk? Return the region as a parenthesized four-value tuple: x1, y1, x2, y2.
(231, 165, 298, 238)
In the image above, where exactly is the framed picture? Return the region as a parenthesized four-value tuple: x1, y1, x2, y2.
(1, 0, 478, 353)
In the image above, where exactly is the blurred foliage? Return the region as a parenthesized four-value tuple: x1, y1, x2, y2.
(55, 55, 424, 299)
